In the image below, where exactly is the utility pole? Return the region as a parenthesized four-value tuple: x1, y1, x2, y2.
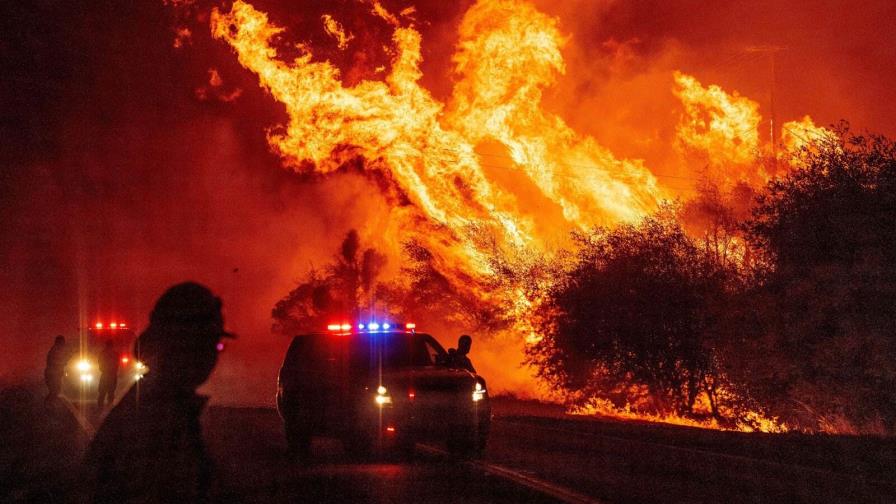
(770, 50, 777, 160)
(746, 45, 786, 167)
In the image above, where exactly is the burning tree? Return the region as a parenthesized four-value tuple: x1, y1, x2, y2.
(378, 240, 506, 331)
(528, 208, 739, 419)
(273, 230, 504, 335)
(272, 230, 386, 334)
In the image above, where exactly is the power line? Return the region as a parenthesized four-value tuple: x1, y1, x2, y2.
(781, 125, 832, 147)
(456, 149, 697, 185)
(433, 146, 704, 182)
(427, 123, 830, 189)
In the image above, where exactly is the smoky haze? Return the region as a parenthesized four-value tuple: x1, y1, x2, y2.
(0, 0, 395, 404)
(534, 0, 896, 180)
(2, 0, 894, 404)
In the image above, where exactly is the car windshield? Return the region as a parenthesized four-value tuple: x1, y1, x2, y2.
(287, 332, 445, 374)
(348, 333, 435, 369)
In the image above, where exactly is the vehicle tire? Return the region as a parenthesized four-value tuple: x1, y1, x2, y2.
(284, 420, 311, 461)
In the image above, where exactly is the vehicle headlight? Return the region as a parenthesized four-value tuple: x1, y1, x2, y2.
(472, 382, 486, 402)
(76, 359, 92, 372)
(134, 361, 147, 380)
(375, 385, 392, 406)
(80, 373, 93, 383)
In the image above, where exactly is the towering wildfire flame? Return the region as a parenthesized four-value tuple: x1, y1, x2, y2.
(211, 0, 665, 288)
(210, 0, 822, 432)
(210, 0, 821, 282)
(673, 71, 761, 168)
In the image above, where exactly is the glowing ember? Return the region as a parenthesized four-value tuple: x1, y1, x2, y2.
(321, 14, 353, 50)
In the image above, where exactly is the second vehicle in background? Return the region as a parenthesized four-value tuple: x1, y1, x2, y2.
(63, 321, 147, 401)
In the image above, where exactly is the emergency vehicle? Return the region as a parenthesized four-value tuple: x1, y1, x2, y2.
(63, 320, 147, 398)
(276, 322, 491, 459)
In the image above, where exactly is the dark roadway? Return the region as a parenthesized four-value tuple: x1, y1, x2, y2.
(202, 404, 896, 504)
(3, 388, 896, 503)
(203, 406, 565, 504)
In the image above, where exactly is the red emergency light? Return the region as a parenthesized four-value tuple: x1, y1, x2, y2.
(94, 321, 127, 330)
(327, 321, 417, 333)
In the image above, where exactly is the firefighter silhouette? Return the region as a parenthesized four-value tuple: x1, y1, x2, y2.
(445, 334, 476, 373)
(96, 340, 119, 409)
(85, 282, 235, 503)
(44, 335, 73, 400)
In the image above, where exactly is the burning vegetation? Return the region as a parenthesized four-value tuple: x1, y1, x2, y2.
(198, 0, 895, 434)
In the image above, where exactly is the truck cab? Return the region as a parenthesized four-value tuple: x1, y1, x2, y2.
(63, 321, 146, 399)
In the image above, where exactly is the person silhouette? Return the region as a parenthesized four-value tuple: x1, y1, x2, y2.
(44, 335, 73, 401)
(84, 282, 235, 503)
(96, 340, 119, 409)
(445, 334, 476, 373)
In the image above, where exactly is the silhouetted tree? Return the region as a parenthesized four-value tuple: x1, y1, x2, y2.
(529, 208, 735, 417)
(272, 269, 332, 335)
(272, 230, 387, 334)
(379, 240, 504, 330)
(741, 128, 896, 432)
(681, 179, 755, 271)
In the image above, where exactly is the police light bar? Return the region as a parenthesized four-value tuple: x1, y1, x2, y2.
(93, 321, 127, 330)
(327, 321, 417, 333)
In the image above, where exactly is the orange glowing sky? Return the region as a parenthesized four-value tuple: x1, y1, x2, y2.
(1, 0, 893, 403)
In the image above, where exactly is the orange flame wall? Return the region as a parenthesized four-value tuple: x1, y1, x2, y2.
(210, 0, 832, 286)
(3, 0, 889, 410)
(206, 0, 848, 402)
(211, 0, 668, 286)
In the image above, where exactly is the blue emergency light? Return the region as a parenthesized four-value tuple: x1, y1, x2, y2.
(327, 321, 416, 333)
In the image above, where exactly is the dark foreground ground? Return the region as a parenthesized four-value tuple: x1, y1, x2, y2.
(2, 384, 895, 503)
